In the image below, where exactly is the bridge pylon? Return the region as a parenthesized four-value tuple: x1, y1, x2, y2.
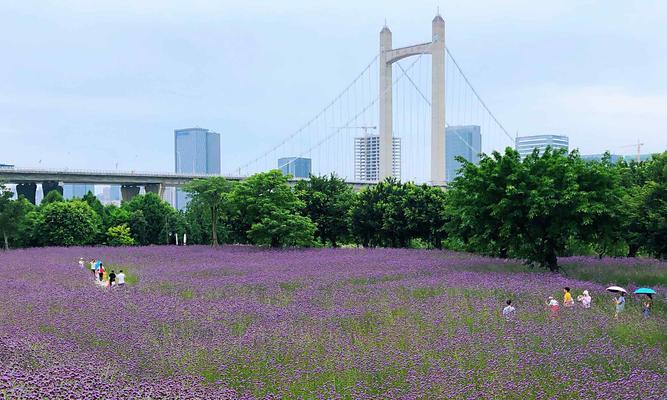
(379, 14, 446, 184)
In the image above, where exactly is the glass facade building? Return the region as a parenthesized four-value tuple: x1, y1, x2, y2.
(445, 125, 481, 183)
(174, 128, 221, 210)
(278, 157, 312, 178)
(354, 134, 401, 182)
(515, 134, 569, 158)
(63, 184, 96, 200)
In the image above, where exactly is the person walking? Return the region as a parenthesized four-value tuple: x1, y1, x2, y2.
(563, 287, 575, 308)
(78, 258, 85, 269)
(642, 294, 653, 318)
(577, 290, 592, 309)
(109, 270, 116, 288)
(90, 259, 97, 278)
(116, 270, 126, 286)
(614, 292, 626, 319)
(99, 263, 105, 283)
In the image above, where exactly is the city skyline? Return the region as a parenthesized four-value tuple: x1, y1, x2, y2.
(1, 1, 665, 174)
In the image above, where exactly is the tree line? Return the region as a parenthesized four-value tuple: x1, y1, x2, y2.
(1, 148, 665, 270)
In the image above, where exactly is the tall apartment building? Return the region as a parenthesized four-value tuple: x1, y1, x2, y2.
(515, 134, 569, 158)
(354, 134, 400, 182)
(445, 125, 481, 183)
(278, 157, 312, 178)
(175, 128, 221, 209)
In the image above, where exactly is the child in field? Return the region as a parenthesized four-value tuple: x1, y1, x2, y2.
(546, 296, 559, 318)
(614, 292, 625, 319)
(90, 259, 97, 278)
(79, 258, 84, 269)
(502, 299, 516, 320)
(577, 290, 591, 309)
(109, 270, 116, 288)
(563, 287, 574, 307)
(642, 294, 652, 318)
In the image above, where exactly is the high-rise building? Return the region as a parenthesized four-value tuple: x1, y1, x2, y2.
(354, 134, 401, 182)
(98, 185, 122, 205)
(515, 134, 569, 158)
(63, 184, 96, 200)
(445, 125, 482, 183)
(174, 128, 221, 210)
(278, 157, 312, 178)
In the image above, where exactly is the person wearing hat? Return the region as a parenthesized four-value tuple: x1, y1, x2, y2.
(577, 290, 592, 309)
(614, 292, 626, 319)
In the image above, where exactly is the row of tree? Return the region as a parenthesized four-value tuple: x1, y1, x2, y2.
(1, 148, 665, 270)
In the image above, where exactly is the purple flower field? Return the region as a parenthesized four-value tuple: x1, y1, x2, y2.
(0, 246, 665, 399)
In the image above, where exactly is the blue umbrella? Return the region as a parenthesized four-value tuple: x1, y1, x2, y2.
(633, 288, 656, 295)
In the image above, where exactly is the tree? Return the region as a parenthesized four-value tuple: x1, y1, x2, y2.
(106, 224, 135, 246)
(448, 147, 623, 271)
(41, 190, 64, 206)
(295, 174, 355, 247)
(0, 185, 31, 250)
(182, 177, 231, 246)
(228, 170, 316, 247)
(247, 208, 316, 247)
(40, 200, 101, 246)
(639, 152, 667, 258)
(403, 184, 448, 248)
(123, 193, 174, 244)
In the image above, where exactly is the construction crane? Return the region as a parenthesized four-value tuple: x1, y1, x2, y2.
(336, 126, 377, 136)
(618, 140, 645, 162)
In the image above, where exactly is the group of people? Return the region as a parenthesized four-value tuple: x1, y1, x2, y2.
(502, 286, 653, 320)
(78, 258, 126, 288)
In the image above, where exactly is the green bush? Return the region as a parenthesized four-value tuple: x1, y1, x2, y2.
(106, 224, 135, 246)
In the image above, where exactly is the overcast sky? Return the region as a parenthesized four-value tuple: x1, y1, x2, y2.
(1, 0, 666, 173)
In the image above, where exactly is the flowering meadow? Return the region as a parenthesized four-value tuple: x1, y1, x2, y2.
(0, 247, 665, 399)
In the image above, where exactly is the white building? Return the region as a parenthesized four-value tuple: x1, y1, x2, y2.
(515, 134, 569, 158)
(354, 134, 400, 182)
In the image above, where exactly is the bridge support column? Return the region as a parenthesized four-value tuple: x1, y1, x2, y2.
(431, 15, 446, 185)
(42, 181, 63, 198)
(16, 183, 37, 205)
(144, 183, 164, 198)
(378, 25, 393, 181)
(121, 185, 140, 202)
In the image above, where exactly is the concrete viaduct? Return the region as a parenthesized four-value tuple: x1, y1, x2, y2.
(0, 168, 375, 204)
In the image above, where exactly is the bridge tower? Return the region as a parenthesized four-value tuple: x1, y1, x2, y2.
(379, 14, 446, 184)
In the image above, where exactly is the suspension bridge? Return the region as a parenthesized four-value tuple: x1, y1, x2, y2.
(233, 14, 514, 185)
(2, 14, 515, 204)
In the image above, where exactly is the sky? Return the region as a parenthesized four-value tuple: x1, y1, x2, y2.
(1, 0, 666, 173)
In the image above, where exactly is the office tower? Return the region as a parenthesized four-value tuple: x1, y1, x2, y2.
(174, 128, 221, 210)
(515, 134, 569, 158)
(445, 125, 482, 183)
(354, 134, 401, 182)
(63, 184, 96, 200)
(278, 157, 312, 178)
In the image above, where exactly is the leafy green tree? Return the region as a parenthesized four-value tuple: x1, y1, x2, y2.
(128, 210, 149, 245)
(41, 190, 64, 206)
(295, 174, 355, 247)
(639, 152, 667, 258)
(16, 210, 45, 248)
(183, 177, 231, 246)
(247, 208, 316, 247)
(123, 193, 174, 244)
(350, 184, 384, 247)
(448, 147, 624, 271)
(228, 170, 316, 247)
(0, 185, 31, 250)
(40, 200, 101, 246)
(161, 212, 191, 245)
(403, 184, 448, 248)
(106, 224, 135, 246)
